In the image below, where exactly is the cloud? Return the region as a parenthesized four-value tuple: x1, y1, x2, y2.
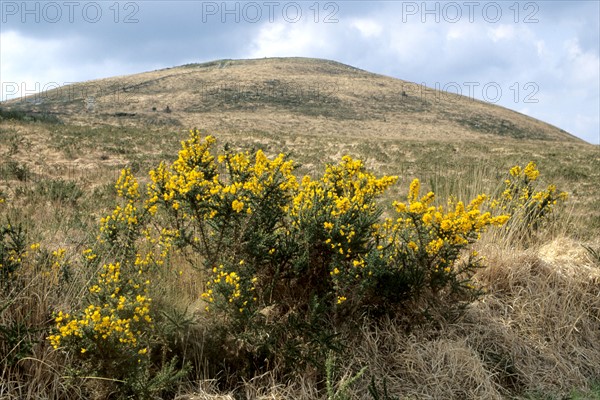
(350, 18, 382, 38)
(246, 21, 336, 58)
(564, 38, 600, 85)
(488, 25, 516, 42)
(1, 30, 84, 100)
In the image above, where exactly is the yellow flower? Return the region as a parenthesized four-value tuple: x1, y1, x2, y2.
(408, 179, 420, 202)
(422, 213, 433, 224)
(426, 238, 444, 255)
(409, 201, 424, 213)
(231, 199, 244, 213)
(393, 201, 407, 213)
(440, 220, 453, 231)
(523, 161, 540, 181)
(509, 165, 521, 177)
(352, 259, 363, 267)
(490, 215, 510, 226)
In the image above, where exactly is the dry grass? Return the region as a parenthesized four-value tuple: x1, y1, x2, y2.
(473, 238, 600, 395)
(136, 214, 599, 400)
(1, 127, 598, 398)
(352, 236, 600, 400)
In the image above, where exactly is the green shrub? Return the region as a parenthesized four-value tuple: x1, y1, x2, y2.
(47, 169, 188, 399)
(36, 178, 83, 205)
(143, 130, 513, 377)
(3, 160, 30, 182)
(0, 219, 27, 290)
(0, 107, 61, 124)
(491, 161, 568, 243)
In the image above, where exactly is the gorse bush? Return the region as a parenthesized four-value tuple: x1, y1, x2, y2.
(39, 129, 568, 395)
(491, 161, 568, 243)
(362, 182, 509, 317)
(138, 130, 516, 375)
(0, 220, 27, 290)
(47, 169, 188, 399)
(0, 204, 75, 376)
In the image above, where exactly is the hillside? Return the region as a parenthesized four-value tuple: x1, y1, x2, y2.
(1, 57, 583, 142)
(1, 58, 598, 237)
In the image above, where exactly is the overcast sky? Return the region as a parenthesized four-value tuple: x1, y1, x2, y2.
(1, 1, 598, 144)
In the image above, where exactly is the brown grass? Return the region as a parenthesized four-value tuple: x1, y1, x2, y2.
(346, 237, 600, 399)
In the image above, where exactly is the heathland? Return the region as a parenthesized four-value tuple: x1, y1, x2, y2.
(0, 58, 599, 399)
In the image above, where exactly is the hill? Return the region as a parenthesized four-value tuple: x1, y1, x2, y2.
(1, 57, 584, 142)
(1, 58, 598, 237)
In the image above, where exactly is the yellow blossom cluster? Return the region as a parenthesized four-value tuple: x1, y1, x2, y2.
(146, 130, 297, 224)
(0, 245, 23, 276)
(291, 156, 397, 219)
(290, 155, 397, 265)
(48, 259, 152, 353)
(41, 247, 68, 284)
(0, 221, 38, 286)
(282, 156, 398, 307)
(201, 263, 256, 313)
(83, 248, 97, 261)
(385, 179, 509, 250)
(322, 178, 511, 306)
(497, 161, 568, 227)
(116, 168, 140, 200)
(509, 161, 540, 182)
(99, 169, 142, 245)
(48, 171, 167, 360)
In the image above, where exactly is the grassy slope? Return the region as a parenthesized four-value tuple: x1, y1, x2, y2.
(1, 58, 599, 399)
(2, 57, 584, 143)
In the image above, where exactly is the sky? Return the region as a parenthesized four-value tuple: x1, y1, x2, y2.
(1, 1, 599, 144)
